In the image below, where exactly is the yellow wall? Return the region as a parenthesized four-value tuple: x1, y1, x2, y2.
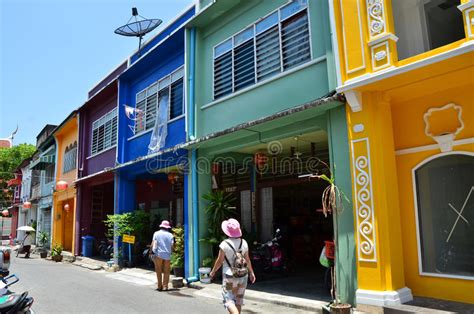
(392, 79, 474, 303)
(334, 0, 474, 303)
(52, 115, 78, 254)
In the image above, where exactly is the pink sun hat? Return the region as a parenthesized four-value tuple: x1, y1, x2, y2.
(159, 220, 172, 229)
(221, 218, 242, 238)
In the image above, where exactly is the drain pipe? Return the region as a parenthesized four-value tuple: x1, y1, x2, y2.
(186, 27, 200, 284)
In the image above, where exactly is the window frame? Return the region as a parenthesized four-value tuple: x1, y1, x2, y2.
(212, 0, 312, 100)
(90, 108, 118, 157)
(133, 66, 185, 135)
(412, 151, 474, 281)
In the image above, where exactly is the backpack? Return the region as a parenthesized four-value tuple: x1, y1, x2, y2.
(224, 239, 249, 278)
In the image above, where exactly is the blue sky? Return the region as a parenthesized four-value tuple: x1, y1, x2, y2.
(0, 0, 192, 145)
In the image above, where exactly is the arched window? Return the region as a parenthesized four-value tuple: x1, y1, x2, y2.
(414, 153, 474, 279)
(63, 141, 77, 173)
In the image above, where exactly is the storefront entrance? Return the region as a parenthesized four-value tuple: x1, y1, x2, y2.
(214, 130, 335, 300)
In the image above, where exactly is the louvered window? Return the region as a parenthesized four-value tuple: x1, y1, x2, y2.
(170, 78, 184, 119)
(213, 45, 233, 99)
(281, 11, 310, 70)
(135, 83, 158, 133)
(212, 0, 310, 100)
(91, 108, 117, 155)
(133, 66, 185, 135)
(234, 36, 255, 91)
(63, 142, 77, 173)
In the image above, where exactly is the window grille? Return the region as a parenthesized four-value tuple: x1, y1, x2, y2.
(134, 66, 185, 134)
(213, 0, 310, 100)
(91, 108, 118, 155)
(63, 142, 77, 173)
(170, 79, 184, 119)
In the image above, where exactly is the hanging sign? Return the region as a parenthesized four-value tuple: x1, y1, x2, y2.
(122, 234, 135, 244)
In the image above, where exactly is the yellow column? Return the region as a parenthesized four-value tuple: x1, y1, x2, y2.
(347, 92, 413, 306)
(458, 0, 474, 40)
(363, 0, 399, 72)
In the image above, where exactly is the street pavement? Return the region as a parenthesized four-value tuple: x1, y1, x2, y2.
(9, 255, 310, 313)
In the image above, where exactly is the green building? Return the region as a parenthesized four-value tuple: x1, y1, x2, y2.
(185, 0, 355, 303)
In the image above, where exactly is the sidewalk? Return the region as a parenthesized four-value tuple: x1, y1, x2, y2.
(189, 281, 328, 312)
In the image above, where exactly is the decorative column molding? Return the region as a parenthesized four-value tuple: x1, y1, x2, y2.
(351, 137, 377, 262)
(365, 0, 398, 72)
(367, 0, 386, 38)
(458, 0, 474, 39)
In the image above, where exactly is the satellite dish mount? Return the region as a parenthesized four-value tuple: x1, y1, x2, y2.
(114, 8, 162, 56)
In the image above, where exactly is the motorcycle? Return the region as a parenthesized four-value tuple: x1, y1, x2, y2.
(97, 239, 113, 259)
(0, 274, 34, 313)
(251, 229, 286, 278)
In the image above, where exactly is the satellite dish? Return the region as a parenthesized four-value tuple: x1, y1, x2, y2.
(115, 7, 162, 56)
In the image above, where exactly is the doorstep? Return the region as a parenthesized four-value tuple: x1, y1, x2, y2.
(72, 256, 108, 270)
(188, 281, 331, 312)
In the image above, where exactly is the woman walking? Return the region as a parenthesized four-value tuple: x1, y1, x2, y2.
(210, 219, 256, 314)
(150, 220, 174, 291)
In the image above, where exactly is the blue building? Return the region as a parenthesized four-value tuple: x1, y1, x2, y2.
(115, 5, 195, 266)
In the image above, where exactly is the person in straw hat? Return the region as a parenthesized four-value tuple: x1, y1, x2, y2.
(210, 218, 256, 314)
(150, 220, 174, 291)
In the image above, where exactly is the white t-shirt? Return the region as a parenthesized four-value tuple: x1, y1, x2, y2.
(23, 234, 32, 246)
(219, 238, 248, 276)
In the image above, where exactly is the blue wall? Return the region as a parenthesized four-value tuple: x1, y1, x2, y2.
(129, 7, 195, 63)
(117, 28, 187, 164)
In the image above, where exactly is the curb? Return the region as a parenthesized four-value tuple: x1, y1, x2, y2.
(188, 282, 325, 312)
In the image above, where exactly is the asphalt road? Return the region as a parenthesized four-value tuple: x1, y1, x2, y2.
(9, 255, 308, 314)
(9, 256, 224, 314)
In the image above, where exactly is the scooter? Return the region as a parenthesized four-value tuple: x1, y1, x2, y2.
(251, 229, 286, 277)
(0, 275, 34, 313)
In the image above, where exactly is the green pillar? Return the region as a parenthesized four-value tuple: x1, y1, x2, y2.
(327, 105, 357, 305)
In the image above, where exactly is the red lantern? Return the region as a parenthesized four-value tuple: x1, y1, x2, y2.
(56, 180, 68, 191)
(1, 209, 9, 217)
(64, 203, 70, 212)
(211, 163, 220, 175)
(23, 201, 32, 209)
(254, 152, 268, 168)
(2, 189, 9, 194)
(167, 173, 177, 183)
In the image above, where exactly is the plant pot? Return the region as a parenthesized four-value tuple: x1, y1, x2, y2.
(172, 277, 184, 289)
(40, 251, 47, 259)
(199, 267, 212, 284)
(173, 266, 184, 278)
(330, 303, 352, 314)
(51, 255, 63, 262)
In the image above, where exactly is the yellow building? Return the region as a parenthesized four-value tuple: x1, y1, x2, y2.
(52, 112, 78, 254)
(331, 0, 474, 306)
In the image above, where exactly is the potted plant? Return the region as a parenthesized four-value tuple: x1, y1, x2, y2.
(310, 163, 352, 313)
(200, 190, 236, 254)
(199, 257, 214, 284)
(37, 231, 49, 258)
(171, 226, 184, 277)
(50, 243, 63, 262)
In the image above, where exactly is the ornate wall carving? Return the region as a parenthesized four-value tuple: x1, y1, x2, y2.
(351, 137, 377, 262)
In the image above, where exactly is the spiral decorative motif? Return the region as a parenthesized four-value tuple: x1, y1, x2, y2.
(351, 138, 377, 262)
(267, 140, 283, 155)
(368, 0, 385, 37)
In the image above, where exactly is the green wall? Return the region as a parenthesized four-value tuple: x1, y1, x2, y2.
(192, 0, 335, 138)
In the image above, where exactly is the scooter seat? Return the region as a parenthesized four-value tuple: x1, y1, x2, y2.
(0, 292, 27, 312)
